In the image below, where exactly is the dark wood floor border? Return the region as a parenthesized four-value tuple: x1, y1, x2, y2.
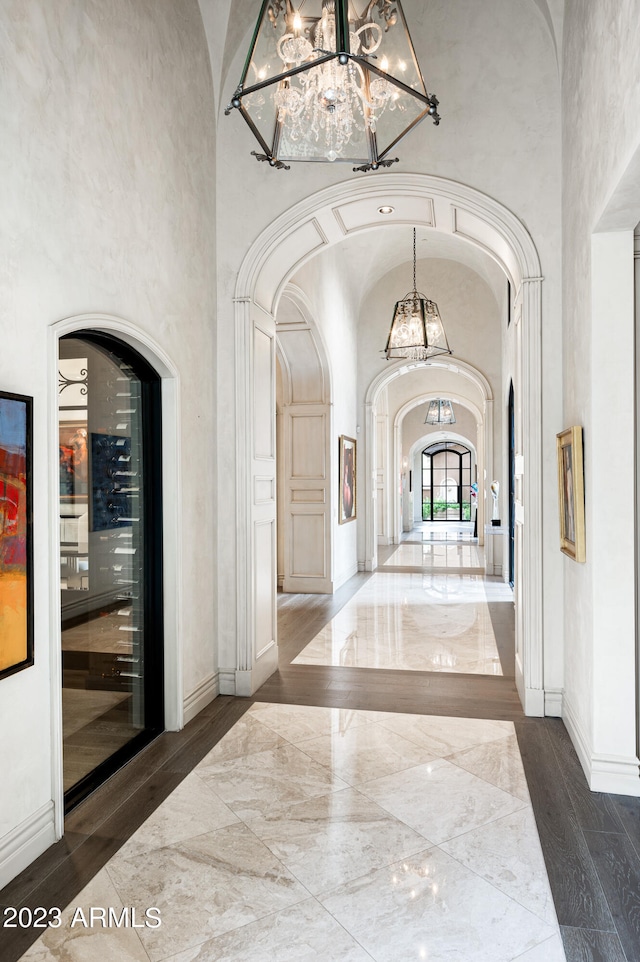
(516, 718, 640, 962)
(0, 695, 252, 962)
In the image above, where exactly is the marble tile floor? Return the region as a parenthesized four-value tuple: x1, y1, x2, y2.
(293, 571, 507, 675)
(20, 702, 566, 962)
(384, 540, 485, 570)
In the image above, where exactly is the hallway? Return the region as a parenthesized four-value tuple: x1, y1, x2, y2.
(4, 526, 640, 962)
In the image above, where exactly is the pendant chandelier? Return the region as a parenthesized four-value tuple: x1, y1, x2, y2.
(424, 399, 456, 425)
(383, 228, 452, 360)
(225, 0, 440, 171)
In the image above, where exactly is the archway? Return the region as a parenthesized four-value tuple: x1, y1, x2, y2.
(233, 173, 543, 715)
(49, 314, 182, 835)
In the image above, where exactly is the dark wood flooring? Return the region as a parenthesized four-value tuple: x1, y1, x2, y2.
(2, 562, 640, 962)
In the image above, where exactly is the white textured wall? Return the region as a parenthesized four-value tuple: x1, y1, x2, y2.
(0, 0, 217, 866)
(562, 0, 640, 786)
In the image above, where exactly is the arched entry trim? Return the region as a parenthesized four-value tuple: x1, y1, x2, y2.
(48, 314, 182, 838)
(234, 174, 543, 717)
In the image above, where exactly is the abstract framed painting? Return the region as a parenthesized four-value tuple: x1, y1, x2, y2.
(339, 435, 356, 524)
(557, 425, 585, 563)
(0, 391, 34, 679)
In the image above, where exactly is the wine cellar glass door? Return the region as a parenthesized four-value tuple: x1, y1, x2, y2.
(58, 332, 163, 812)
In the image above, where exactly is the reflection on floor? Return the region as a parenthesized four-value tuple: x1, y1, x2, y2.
(292, 572, 507, 674)
(383, 521, 485, 571)
(62, 604, 137, 791)
(23, 702, 566, 962)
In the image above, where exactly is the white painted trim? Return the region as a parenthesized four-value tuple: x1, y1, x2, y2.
(183, 673, 220, 725)
(234, 175, 543, 715)
(333, 561, 359, 592)
(392, 386, 487, 545)
(48, 315, 184, 834)
(562, 695, 593, 786)
(523, 686, 545, 717)
(544, 689, 563, 717)
(218, 669, 237, 696)
(563, 695, 640, 795)
(0, 802, 56, 890)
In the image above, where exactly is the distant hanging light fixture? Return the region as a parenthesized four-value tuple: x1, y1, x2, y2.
(424, 399, 456, 425)
(225, 0, 441, 171)
(383, 228, 452, 360)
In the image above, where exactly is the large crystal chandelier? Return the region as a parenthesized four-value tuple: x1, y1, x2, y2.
(384, 228, 452, 360)
(225, 0, 440, 170)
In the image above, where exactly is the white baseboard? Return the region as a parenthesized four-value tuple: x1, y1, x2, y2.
(562, 695, 592, 783)
(0, 801, 56, 890)
(218, 669, 237, 696)
(522, 686, 545, 717)
(357, 561, 365, 572)
(563, 696, 640, 795)
(183, 672, 219, 724)
(544, 689, 563, 717)
(333, 561, 358, 591)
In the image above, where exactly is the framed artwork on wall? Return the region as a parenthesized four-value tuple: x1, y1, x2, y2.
(0, 391, 34, 680)
(557, 425, 585, 563)
(339, 435, 356, 524)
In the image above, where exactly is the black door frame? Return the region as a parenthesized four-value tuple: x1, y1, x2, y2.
(60, 331, 164, 813)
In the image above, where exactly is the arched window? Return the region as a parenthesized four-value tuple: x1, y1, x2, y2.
(422, 441, 472, 522)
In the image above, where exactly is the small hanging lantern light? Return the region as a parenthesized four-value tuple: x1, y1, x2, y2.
(384, 228, 452, 360)
(424, 399, 456, 424)
(225, 0, 440, 171)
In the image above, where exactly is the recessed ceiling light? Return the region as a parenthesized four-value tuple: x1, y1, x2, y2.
(378, 206, 395, 214)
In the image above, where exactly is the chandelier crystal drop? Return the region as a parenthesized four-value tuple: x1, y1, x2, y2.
(225, 0, 441, 170)
(383, 228, 452, 361)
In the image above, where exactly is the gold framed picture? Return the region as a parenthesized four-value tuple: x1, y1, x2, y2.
(556, 425, 585, 562)
(339, 435, 356, 524)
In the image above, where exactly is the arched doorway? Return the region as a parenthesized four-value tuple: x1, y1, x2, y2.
(422, 441, 473, 522)
(58, 331, 164, 811)
(232, 173, 544, 715)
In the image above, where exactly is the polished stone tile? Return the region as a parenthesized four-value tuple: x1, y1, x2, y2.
(446, 733, 530, 801)
(292, 573, 504, 674)
(376, 712, 513, 757)
(20, 868, 150, 962)
(295, 721, 437, 785)
(360, 757, 526, 844)
(195, 712, 288, 766)
(247, 702, 371, 743)
(441, 807, 557, 924)
(320, 848, 556, 962)
(246, 788, 429, 895)
(513, 933, 567, 961)
(108, 772, 240, 862)
(106, 824, 309, 961)
(385, 541, 484, 569)
(161, 899, 374, 962)
(195, 742, 349, 820)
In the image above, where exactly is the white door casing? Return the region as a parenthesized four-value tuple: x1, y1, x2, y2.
(234, 174, 543, 713)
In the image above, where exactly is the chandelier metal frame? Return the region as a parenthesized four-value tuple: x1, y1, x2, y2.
(383, 228, 452, 360)
(225, 0, 441, 171)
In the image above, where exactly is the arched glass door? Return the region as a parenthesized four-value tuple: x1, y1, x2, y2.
(422, 442, 472, 521)
(58, 332, 164, 811)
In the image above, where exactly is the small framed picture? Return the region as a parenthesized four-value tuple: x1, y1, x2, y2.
(339, 435, 356, 524)
(0, 390, 34, 679)
(557, 425, 585, 562)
